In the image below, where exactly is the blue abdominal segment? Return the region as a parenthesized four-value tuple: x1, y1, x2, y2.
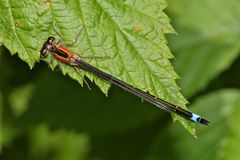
(190, 113, 209, 125)
(191, 113, 201, 122)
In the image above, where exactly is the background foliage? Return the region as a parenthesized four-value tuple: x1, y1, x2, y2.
(0, 0, 240, 159)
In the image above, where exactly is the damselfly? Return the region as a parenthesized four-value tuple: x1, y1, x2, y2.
(40, 37, 209, 125)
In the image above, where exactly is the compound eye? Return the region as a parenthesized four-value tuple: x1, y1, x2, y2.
(47, 37, 55, 44)
(40, 48, 49, 57)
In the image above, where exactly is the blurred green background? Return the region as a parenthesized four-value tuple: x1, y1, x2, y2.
(1, 0, 240, 159)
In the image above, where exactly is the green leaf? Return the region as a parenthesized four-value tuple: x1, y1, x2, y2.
(147, 89, 240, 160)
(29, 124, 90, 160)
(0, 91, 2, 149)
(168, 0, 240, 97)
(0, 89, 22, 149)
(0, 0, 194, 133)
(8, 83, 35, 116)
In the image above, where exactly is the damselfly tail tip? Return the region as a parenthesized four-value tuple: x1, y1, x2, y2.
(191, 113, 209, 125)
(198, 117, 210, 125)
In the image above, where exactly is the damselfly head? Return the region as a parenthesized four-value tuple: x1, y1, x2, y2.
(40, 37, 56, 58)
